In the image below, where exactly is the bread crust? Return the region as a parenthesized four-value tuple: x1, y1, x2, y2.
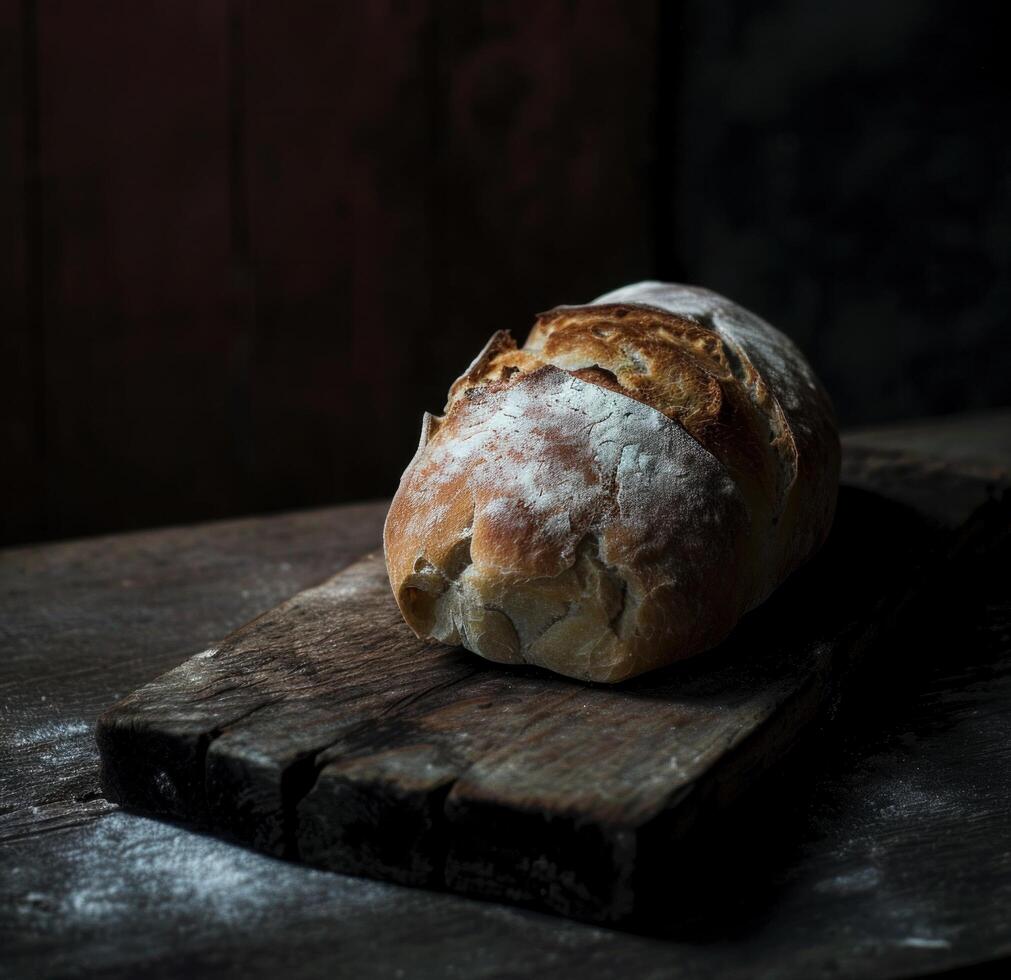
(384, 282, 839, 683)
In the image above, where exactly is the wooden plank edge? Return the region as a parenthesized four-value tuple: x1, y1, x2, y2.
(94, 485, 1010, 925)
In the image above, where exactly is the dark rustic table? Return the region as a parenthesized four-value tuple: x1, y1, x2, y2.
(3, 410, 1010, 980)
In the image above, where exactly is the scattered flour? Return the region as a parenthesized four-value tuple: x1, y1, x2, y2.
(900, 936, 952, 950)
(814, 866, 883, 895)
(407, 367, 741, 575)
(8, 812, 391, 930)
(9, 720, 93, 767)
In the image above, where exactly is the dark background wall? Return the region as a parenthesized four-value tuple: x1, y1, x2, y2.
(2, 0, 1007, 546)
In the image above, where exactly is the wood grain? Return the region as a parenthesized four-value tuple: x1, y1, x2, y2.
(97, 480, 942, 922)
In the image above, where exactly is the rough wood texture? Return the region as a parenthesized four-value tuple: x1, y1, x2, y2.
(97, 469, 984, 922)
(0, 502, 386, 830)
(3, 414, 1011, 978)
(842, 411, 1011, 529)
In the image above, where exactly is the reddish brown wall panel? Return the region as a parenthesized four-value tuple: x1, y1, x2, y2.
(4, 0, 659, 544)
(36, 1, 244, 539)
(241, 0, 436, 510)
(241, 1, 659, 513)
(427, 1, 658, 381)
(0, 1, 43, 544)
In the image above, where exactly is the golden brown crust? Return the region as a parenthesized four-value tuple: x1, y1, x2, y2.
(384, 282, 839, 683)
(459, 303, 785, 539)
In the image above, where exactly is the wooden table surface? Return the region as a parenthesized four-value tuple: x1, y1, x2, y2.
(2, 410, 1010, 980)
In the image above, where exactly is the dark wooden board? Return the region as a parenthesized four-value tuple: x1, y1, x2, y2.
(4, 418, 1011, 978)
(98, 479, 943, 923)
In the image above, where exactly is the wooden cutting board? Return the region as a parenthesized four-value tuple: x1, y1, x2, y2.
(96, 477, 954, 924)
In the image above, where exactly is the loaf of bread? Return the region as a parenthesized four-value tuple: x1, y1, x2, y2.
(384, 282, 839, 683)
